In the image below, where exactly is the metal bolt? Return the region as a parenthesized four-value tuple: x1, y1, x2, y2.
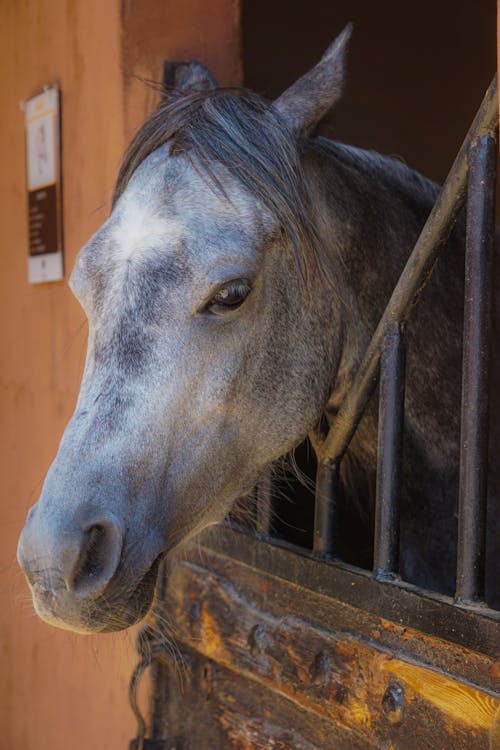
(200, 662, 213, 700)
(309, 650, 330, 686)
(188, 602, 201, 635)
(382, 682, 405, 724)
(247, 624, 267, 658)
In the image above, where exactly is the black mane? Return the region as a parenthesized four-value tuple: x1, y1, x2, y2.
(114, 88, 325, 284)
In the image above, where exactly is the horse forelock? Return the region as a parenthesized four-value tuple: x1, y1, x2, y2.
(113, 88, 329, 288)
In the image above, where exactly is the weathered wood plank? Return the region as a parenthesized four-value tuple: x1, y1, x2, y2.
(165, 651, 372, 749)
(201, 527, 500, 660)
(185, 540, 500, 691)
(163, 553, 500, 749)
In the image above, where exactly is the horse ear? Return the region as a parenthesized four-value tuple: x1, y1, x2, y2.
(162, 60, 217, 93)
(273, 23, 353, 136)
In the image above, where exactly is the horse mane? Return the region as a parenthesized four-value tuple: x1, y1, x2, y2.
(113, 88, 328, 286)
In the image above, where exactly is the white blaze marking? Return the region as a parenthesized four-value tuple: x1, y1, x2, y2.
(112, 193, 183, 261)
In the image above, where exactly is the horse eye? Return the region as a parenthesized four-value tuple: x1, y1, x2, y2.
(207, 279, 252, 313)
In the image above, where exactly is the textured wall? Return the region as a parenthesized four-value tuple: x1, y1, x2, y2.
(0, 1, 240, 748)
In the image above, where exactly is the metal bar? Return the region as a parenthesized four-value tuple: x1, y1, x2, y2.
(313, 461, 340, 557)
(149, 561, 169, 740)
(149, 660, 168, 740)
(373, 323, 406, 580)
(455, 133, 497, 603)
(320, 76, 498, 470)
(256, 470, 272, 538)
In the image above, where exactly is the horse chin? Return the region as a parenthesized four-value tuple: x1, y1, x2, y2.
(100, 553, 164, 633)
(31, 554, 164, 634)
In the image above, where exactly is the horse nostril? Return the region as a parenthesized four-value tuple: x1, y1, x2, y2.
(68, 518, 124, 596)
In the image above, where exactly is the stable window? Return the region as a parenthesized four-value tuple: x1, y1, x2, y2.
(129, 9, 500, 748)
(219, 0, 500, 655)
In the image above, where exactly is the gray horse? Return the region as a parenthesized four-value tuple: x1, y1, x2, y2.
(17, 27, 499, 633)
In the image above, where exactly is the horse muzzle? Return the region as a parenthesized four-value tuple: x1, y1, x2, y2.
(17, 503, 161, 633)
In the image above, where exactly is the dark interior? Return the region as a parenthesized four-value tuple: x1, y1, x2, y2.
(241, 1, 497, 562)
(242, 0, 496, 184)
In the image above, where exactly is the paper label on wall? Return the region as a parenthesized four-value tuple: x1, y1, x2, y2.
(24, 87, 64, 283)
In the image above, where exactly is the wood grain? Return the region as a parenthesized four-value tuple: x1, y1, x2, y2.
(161, 551, 500, 749)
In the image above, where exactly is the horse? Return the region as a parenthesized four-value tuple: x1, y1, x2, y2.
(17, 25, 499, 634)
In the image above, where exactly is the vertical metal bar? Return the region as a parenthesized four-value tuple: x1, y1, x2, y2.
(373, 323, 406, 580)
(150, 560, 169, 740)
(320, 78, 498, 470)
(149, 660, 169, 741)
(313, 460, 340, 558)
(456, 133, 497, 603)
(256, 469, 272, 538)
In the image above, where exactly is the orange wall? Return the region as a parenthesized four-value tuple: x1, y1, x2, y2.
(0, 1, 240, 748)
(122, 0, 242, 136)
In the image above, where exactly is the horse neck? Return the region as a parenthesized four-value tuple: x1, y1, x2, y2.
(309, 138, 466, 476)
(309, 138, 442, 383)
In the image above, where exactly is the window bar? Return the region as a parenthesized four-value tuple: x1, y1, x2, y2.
(256, 469, 272, 538)
(312, 78, 497, 566)
(150, 558, 170, 742)
(455, 132, 497, 604)
(313, 460, 340, 558)
(320, 77, 498, 471)
(373, 323, 406, 580)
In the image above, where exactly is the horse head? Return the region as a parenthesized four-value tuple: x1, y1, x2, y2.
(18, 28, 353, 632)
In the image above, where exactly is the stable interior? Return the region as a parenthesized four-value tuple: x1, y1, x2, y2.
(241, 0, 497, 566)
